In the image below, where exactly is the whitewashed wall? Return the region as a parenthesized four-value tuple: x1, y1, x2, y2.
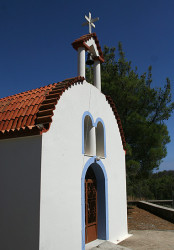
(0, 135, 42, 250)
(39, 81, 128, 250)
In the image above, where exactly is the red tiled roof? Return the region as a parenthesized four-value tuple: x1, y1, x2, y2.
(0, 77, 126, 151)
(0, 76, 85, 139)
(106, 96, 126, 151)
(72, 33, 104, 63)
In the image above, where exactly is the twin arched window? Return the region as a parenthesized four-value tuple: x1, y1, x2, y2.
(83, 112, 106, 158)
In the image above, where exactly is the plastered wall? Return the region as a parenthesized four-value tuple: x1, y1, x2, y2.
(40, 81, 128, 250)
(0, 135, 42, 250)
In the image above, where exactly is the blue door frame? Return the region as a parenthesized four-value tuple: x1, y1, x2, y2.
(81, 157, 109, 250)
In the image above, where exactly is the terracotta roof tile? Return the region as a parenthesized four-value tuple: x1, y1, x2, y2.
(0, 76, 85, 139)
(7, 110, 15, 120)
(0, 112, 7, 121)
(31, 96, 40, 106)
(32, 105, 39, 115)
(6, 120, 13, 131)
(3, 120, 10, 131)
(72, 33, 104, 63)
(17, 108, 24, 118)
(22, 106, 29, 116)
(16, 116, 23, 128)
(11, 117, 18, 130)
(0, 76, 126, 151)
(21, 116, 28, 127)
(12, 109, 20, 119)
(26, 115, 33, 127)
(0, 121, 5, 130)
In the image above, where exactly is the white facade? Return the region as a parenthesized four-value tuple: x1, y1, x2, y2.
(0, 81, 128, 250)
(39, 81, 128, 250)
(0, 27, 129, 249)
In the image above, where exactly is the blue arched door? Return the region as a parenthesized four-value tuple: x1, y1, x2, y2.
(81, 158, 109, 250)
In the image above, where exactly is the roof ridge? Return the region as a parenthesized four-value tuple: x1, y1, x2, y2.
(0, 76, 85, 139)
(0, 77, 126, 152)
(0, 83, 57, 101)
(72, 33, 104, 62)
(0, 76, 84, 101)
(35, 76, 85, 131)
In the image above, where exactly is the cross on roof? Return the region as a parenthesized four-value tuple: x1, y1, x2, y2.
(82, 12, 99, 34)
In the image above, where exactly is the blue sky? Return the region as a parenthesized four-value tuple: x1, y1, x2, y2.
(0, 0, 174, 171)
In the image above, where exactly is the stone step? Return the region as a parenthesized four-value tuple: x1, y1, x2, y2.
(86, 240, 132, 250)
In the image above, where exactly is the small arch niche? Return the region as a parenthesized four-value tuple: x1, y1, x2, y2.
(84, 115, 96, 156)
(96, 121, 105, 158)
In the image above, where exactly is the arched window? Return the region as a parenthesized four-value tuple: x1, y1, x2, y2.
(84, 115, 96, 156)
(96, 121, 105, 158)
(82, 112, 106, 158)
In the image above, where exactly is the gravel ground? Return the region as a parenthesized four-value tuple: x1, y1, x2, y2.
(119, 230, 174, 250)
(117, 206, 174, 250)
(127, 206, 174, 230)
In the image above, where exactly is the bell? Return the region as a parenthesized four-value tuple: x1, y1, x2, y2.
(86, 53, 94, 65)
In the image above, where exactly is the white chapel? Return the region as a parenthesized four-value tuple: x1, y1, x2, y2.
(0, 13, 128, 250)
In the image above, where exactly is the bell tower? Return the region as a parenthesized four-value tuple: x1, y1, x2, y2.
(72, 12, 104, 92)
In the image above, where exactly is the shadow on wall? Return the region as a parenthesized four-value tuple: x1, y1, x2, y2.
(0, 136, 42, 250)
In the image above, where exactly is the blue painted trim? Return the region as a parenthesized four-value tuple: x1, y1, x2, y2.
(81, 157, 109, 250)
(82, 112, 106, 157)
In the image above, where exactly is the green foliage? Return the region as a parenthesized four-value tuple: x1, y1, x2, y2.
(128, 171, 174, 200)
(100, 44, 174, 180)
(86, 42, 174, 197)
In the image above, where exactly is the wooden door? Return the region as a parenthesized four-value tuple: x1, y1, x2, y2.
(85, 179, 97, 243)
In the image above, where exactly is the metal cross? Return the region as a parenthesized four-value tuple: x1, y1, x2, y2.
(82, 12, 99, 34)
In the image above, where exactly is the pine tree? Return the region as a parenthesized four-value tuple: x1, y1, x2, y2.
(87, 43, 174, 191)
